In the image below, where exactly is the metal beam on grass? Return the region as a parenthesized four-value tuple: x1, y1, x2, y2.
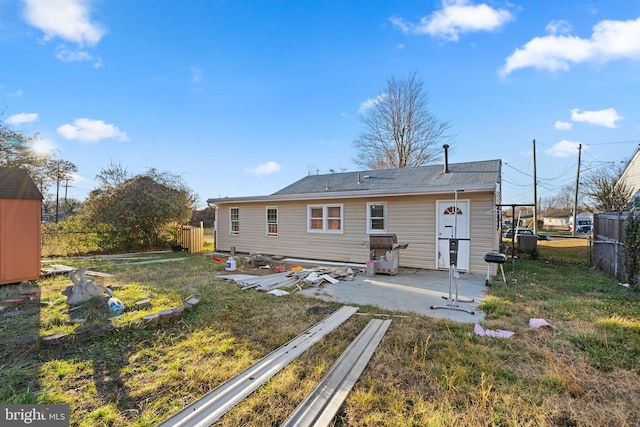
(156, 305, 359, 427)
(281, 318, 391, 427)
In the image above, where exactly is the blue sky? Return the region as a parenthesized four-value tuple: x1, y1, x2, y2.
(2, 0, 640, 208)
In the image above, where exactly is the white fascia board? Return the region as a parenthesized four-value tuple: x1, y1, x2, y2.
(207, 183, 498, 206)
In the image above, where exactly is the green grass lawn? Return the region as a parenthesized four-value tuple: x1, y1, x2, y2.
(1, 243, 639, 426)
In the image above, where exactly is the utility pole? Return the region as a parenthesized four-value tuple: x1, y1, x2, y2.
(572, 143, 582, 237)
(532, 139, 537, 234)
(55, 163, 60, 223)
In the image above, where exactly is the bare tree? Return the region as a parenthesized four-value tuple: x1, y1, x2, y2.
(353, 72, 453, 169)
(95, 160, 129, 189)
(583, 166, 633, 212)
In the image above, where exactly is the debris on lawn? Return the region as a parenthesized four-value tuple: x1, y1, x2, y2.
(216, 266, 359, 293)
(267, 289, 290, 296)
(529, 318, 556, 329)
(135, 299, 152, 309)
(107, 296, 126, 313)
(250, 253, 269, 267)
(41, 264, 115, 278)
(306, 306, 335, 315)
(474, 323, 515, 339)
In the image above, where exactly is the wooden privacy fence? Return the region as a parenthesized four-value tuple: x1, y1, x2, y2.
(177, 222, 204, 253)
(592, 212, 630, 282)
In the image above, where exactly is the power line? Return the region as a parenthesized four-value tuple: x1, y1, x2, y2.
(583, 139, 640, 147)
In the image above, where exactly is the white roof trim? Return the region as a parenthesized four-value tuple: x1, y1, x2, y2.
(208, 183, 498, 206)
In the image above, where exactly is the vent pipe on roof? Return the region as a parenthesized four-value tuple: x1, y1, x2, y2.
(443, 144, 450, 173)
(357, 173, 361, 184)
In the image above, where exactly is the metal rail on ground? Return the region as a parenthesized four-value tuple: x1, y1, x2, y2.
(156, 305, 359, 427)
(281, 318, 391, 427)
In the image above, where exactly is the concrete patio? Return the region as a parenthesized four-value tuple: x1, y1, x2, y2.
(299, 267, 489, 324)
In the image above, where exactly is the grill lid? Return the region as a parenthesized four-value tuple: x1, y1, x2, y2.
(369, 234, 398, 250)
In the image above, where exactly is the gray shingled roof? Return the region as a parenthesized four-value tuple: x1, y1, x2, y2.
(274, 160, 501, 195)
(0, 167, 43, 200)
(208, 159, 501, 204)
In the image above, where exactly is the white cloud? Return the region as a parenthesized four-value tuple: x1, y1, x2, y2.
(570, 108, 622, 128)
(358, 94, 387, 113)
(554, 120, 573, 130)
(247, 161, 281, 176)
(501, 16, 640, 75)
(545, 140, 586, 158)
(6, 112, 39, 125)
(390, 0, 513, 41)
(57, 118, 129, 142)
(22, 0, 106, 46)
(545, 20, 572, 35)
(55, 45, 101, 66)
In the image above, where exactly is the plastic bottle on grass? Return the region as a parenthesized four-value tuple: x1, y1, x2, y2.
(225, 257, 236, 271)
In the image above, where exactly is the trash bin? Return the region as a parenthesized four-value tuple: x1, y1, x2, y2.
(517, 235, 537, 252)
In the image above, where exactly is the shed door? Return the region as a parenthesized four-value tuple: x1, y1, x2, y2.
(436, 200, 470, 271)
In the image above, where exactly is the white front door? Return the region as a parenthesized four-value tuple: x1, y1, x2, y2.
(436, 200, 470, 271)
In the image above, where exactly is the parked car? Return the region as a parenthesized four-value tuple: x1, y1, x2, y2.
(576, 224, 593, 233)
(504, 227, 533, 238)
(504, 228, 550, 240)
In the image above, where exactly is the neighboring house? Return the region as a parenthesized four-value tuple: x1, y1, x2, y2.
(620, 145, 640, 206)
(0, 167, 43, 285)
(620, 145, 640, 195)
(207, 158, 502, 275)
(542, 212, 570, 230)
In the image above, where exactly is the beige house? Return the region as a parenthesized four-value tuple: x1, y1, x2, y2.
(207, 159, 502, 275)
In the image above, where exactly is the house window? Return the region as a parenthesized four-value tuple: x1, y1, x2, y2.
(230, 207, 240, 235)
(266, 207, 278, 237)
(307, 204, 343, 233)
(367, 202, 386, 233)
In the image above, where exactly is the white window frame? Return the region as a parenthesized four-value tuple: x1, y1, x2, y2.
(307, 204, 343, 234)
(367, 202, 387, 234)
(229, 207, 240, 235)
(266, 206, 278, 237)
